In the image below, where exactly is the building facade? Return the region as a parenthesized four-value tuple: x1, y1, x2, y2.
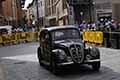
(44, 0, 115, 26)
(56, 0, 68, 25)
(37, 0, 45, 27)
(94, 0, 112, 21)
(67, 0, 95, 24)
(112, 0, 120, 22)
(45, 0, 58, 26)
(0, 0, 5, 16)
(0, 0, 22, 26)
(0, 0, 5, 26)
(26, 0, 45, 28)
(45, 0, 95, 26)
(26, 6, 33, 25)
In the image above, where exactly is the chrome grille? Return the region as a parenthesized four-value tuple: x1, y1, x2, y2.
(70, 44, 84, 63)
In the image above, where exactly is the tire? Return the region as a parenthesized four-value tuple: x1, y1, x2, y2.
(50, 54, 59, 75)
(92, 62, 101, 71)
(37, 47, 43, 66)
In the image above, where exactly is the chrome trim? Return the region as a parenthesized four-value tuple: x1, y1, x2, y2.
(69, 44, 84, 63)
(57, 59, 100, 66)
(57, 62, 74, 66)
(85, 59, 100, 63)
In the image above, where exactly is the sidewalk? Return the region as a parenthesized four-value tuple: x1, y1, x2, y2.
(0, 64, 6, 80)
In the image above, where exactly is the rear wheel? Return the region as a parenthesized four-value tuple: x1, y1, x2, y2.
(37, 47, 43, 66)
(92, 61, 100, 71)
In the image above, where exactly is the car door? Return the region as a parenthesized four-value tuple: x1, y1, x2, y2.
(40, 30, 51, 62)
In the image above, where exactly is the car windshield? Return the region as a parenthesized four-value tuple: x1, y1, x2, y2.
(51, 29, 80, 41)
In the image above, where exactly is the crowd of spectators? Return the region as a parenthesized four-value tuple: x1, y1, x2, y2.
(1, 19, 120, 35)
(79, 19, 120, 32)
(11, 24, 37, 33)
(79, 21, 97, 31)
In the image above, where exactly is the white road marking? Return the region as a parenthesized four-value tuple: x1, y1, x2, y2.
(1, 54, 38, 62)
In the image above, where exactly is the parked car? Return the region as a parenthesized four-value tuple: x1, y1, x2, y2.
(37, 25, 101, 74)
(0, 26, 12, 34)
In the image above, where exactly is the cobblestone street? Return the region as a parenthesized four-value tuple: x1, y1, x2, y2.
(0, 43, 120, 80)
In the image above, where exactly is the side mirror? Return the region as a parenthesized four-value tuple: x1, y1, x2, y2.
(82, 40, 86, 47)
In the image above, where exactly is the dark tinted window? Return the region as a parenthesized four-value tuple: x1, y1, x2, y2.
(51, 29, 80, 41)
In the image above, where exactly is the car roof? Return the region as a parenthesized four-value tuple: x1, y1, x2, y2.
(42, 25, 78, 32)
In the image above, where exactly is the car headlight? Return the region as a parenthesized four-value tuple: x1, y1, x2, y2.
(86, 54, 92, 60)
(58, 50, 67, 60)
(52, 49, 67, 60)
(90, 48, 98, 57)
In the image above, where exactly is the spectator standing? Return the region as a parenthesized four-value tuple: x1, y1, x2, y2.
(91, 23, 96, 30)
(111, 20, 117, 31)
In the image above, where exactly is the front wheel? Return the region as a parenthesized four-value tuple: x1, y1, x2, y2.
(92, 62, 101, 71)
(50, 54, 59, 75)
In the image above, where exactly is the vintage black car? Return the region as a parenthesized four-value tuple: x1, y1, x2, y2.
(37, 25, 100, 74)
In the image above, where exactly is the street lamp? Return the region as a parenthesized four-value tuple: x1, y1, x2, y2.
(80, 12, 83, 23)
(88, 0, 93, 23)
(92, 1, 98, 26)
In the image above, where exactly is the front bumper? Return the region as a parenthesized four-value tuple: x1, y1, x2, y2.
(57, 59, 100, 66)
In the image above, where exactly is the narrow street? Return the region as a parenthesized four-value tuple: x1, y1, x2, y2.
(0, 43, 120, 80)
(0, 0, 120, 80)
